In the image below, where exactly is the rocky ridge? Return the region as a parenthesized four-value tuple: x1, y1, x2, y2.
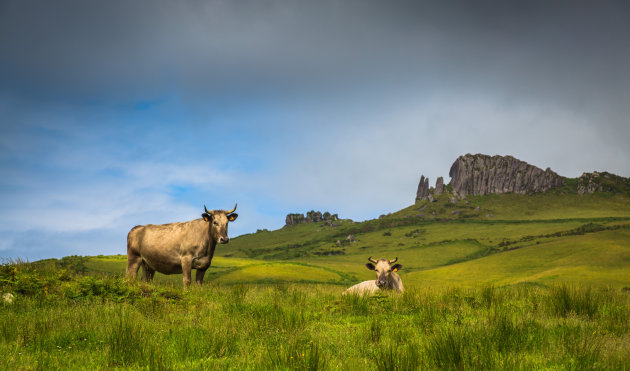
(416, 153, 629, 203)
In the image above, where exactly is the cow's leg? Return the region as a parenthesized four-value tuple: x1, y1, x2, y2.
(141, 262, 155, 282)
(126, 252, 142, 279)
(181, 256, 193, 287)
(195, 268, 207, 284)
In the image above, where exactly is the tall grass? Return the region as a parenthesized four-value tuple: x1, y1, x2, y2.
(547, 284, 599, 317)
(1, 262, 630, 369)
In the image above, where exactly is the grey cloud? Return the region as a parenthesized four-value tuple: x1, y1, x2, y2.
(2, 0, 629, 108)
(2, 0, 629, 172)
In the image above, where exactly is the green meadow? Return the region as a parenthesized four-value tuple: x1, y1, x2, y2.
(2, 192, 630, 369)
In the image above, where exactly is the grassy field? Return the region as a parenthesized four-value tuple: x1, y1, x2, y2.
(2, 191, 630, 369)
(2, 262, 629, 370)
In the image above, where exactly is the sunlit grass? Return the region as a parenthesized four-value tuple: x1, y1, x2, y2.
(2, 270, 629, 370)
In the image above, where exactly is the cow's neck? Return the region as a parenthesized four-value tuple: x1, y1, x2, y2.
(208, 238, 218, 259)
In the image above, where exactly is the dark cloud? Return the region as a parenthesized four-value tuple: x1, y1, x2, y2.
(2, 0, 629, 172)
(2, 0, 629, 107)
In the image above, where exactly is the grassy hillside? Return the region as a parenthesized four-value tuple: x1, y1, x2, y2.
(217, 192, 630, 287)
(77, 192, 630, 288)
(3, 191, 630, 369)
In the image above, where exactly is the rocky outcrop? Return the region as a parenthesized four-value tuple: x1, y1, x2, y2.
(577, 172, 629, 194)
(448, 154, 565, 196)
(434, 177, 445, 196)
(416, 175, 430, 200)
(285, 211, 339, 226)
(416, 175, 445, 202)
(414, 154, 626, 204)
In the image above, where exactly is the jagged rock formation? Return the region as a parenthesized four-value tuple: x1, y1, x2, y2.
(577, 172, 630, 194)
(415, 154, 627, 204)
(285, 211, 338, 226)
(448, 154, 565, 196)
(434, 177, 445, 196)
(416, 175, 430, 200)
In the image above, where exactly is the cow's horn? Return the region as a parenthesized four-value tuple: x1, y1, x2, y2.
(226, 203, 237, 214)
(368, 256, 377, 264)
(389, 257, 398, 264)
(204, 205, 212, 214)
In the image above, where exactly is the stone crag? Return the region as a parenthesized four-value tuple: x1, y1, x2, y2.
(416, 175, 430, 200)
(448, 154, 565, 196)
(416, 175, 443, 201)
(285, 211, 339, 226)
(434, 177, 445, 196)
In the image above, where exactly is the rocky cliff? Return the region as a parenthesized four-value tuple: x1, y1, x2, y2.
(448, 154, 565, 196)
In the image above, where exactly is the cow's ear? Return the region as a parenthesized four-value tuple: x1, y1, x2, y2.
(227, 213, 238, 222)
(365, 263, 375, 270)
(202, 213, 212, 222)
(391, 264, 402, 272)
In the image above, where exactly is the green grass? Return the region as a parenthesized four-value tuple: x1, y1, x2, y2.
(1, 268, 629, 369)
(395, 192, 630, 220)
(405, 228, 630, 287)
(213, 262, 346, 284)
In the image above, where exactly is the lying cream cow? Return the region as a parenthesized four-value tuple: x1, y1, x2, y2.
(345, 257, 403, 295)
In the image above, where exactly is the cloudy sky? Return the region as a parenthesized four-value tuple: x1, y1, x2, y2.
(1, 0, 629, 260)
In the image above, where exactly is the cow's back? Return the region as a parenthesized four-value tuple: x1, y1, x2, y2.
(344, 280, 379, 296)
(139, 220, 207, 250)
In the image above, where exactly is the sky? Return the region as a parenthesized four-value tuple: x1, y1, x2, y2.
(1, 0, 629, 260)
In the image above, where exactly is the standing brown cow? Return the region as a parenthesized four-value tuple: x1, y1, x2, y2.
(126, 204, 238, 286)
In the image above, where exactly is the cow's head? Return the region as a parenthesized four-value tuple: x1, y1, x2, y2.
(365, 257, 402, 288)
(202, 203, 238, 244)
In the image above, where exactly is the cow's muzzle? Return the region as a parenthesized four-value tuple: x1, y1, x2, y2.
(219, 237, 230, 244)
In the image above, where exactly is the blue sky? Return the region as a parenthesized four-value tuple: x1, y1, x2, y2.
(1, 0, 629, 260)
